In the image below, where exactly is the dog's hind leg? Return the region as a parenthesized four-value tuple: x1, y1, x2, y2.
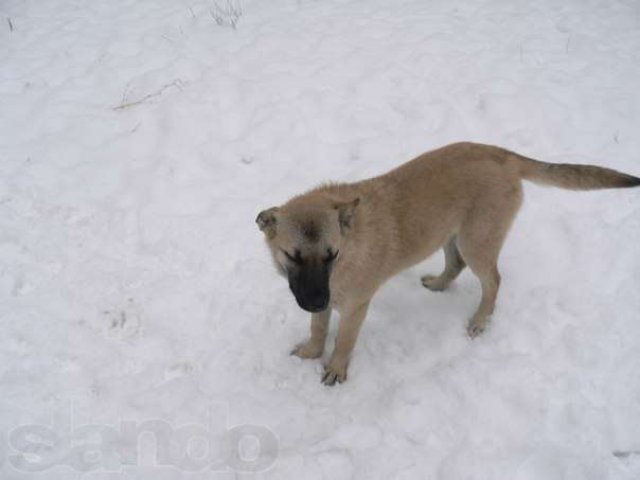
(462, 253, 501, 338)
(457, 185, 522, 337)
(421, 235, 466, 291)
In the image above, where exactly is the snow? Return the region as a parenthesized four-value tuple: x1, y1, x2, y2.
(1, 0, 640, 478)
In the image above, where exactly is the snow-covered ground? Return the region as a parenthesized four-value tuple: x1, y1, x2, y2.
(1, 0, 640, 478)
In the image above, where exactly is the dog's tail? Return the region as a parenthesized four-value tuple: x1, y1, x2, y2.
(514, 153, 640, 191)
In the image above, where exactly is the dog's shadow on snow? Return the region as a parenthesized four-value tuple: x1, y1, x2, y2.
(354, 259, 480, 375)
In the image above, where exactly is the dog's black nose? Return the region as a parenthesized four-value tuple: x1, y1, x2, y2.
(308, 299, 328, 312)
(299, 293, 329, 312)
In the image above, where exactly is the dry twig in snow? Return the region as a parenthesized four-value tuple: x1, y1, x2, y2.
(113, 80, 185, 111)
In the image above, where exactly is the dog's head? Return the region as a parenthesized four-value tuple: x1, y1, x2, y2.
(256, 195, 360, 312)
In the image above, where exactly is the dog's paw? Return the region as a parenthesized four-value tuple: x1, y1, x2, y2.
(291, 341, 323, 359)
(467, 319, 487, 338)
(421, 274, 448, 292)
(321, 363, 347, 386)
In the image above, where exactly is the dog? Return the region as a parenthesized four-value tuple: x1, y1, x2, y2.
(256, 142, 639, 385)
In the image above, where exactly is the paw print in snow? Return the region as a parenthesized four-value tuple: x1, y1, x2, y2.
(103, 298, 142, 339)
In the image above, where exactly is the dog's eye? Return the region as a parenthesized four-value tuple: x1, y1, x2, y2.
(324, 249, 339, 264)
(282, 250, 303, 265)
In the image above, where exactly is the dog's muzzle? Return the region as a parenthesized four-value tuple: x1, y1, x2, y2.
(288, 265, 330, 313)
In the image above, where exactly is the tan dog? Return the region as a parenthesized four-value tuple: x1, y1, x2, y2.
(256, 142, 639, 385)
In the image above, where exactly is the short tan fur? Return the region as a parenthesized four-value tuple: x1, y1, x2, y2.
(257, 142, 640, 385)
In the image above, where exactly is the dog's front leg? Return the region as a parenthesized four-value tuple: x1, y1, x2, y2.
(291, 309, 331, 359)
(322, 301, 370, 386)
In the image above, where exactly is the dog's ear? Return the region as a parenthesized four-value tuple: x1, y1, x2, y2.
(256, 207, 279, 238)
(335, 198, 360, 233)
